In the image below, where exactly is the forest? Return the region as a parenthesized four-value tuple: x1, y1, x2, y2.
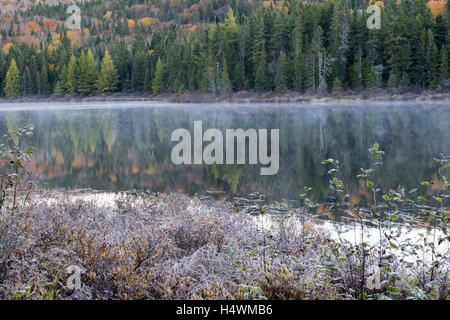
(0, 0, 450, 98)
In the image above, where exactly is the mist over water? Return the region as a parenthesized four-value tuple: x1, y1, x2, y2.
(0, 101, 448, 203)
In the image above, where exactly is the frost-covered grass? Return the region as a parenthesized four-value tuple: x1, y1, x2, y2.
(0, 190, 447, 300)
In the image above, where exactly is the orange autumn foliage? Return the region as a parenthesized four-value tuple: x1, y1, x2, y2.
(42, 18, 57, 32)
(427, 0, 446, 17)
(24, 21, 41, 35)
(2, 43, 13, 54)
(17, 35, 40, 47)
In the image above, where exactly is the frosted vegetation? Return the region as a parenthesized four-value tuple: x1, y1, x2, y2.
(0, 126, 448, 300)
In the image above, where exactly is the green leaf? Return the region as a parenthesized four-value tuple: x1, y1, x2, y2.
(432, 197, 442, 204)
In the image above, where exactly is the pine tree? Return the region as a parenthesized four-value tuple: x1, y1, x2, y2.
(440, 46, 449, 88)
(221, 55, 232, 94)
(294, 52, 307, 90)
(351, 47, 363, 89)
(430, 44, 441, 89)
(409, 15, 425, 87)
(275, 51, 288, 92)
(61, 55, 77, 94)
(4, 58, 21, 99)
(254, 42, 271, 92)
(29, 56, 40, 95)
(98, 49, 119, 93)
(144, 68, 152, 93)
(152, 57, 164, 93)
(131, 50, 148, 92)
(39, 55, 50, 95)
(317, 50, 331, 92)
(22, 66, 32, 96)
(329, 0, 349, 79)
(110, 40, 131, 91)
(75, 51, 87, 93)
(424, 30, 435, 88)
(78, 49, 98, 95)
(362, 59, 379, 89)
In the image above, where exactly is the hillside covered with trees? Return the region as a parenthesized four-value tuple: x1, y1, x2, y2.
(1, 0, 450, 98)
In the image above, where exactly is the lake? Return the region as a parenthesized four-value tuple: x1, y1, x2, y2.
(0, 100, 448, 205)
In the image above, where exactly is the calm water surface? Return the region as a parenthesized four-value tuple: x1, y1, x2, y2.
(0, 100, 448, 204)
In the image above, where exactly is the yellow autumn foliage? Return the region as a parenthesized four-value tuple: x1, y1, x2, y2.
(138, 17, 152, 27)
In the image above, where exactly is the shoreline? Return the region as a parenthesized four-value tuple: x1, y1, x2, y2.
(1, 88, 450, 105)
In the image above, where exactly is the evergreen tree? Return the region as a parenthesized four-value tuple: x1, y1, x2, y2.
(61, 55, 77, 94)
(98, 49, 119, 93)
(440, 46, 449, 87)
(362, 59, 379, 89)
(275, 51, 288, 92)
(131, 50, 148, 92)
(351, 47, 363, 89)
(4, 58, 21, 99)
(152, 57, 164, 93)
(29, 56, 40, 95)
(430, 44, 441, 89)
(409, 16, 426, 87)
(77, 49, 98, 95)
(294, 52, 307, 90)
(254, 42, 271, 92)
(75, 51, 87, 93)
(39, 62, 49, 95)
(22, 66, 32, 96)
(221, 55, 232, 94)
